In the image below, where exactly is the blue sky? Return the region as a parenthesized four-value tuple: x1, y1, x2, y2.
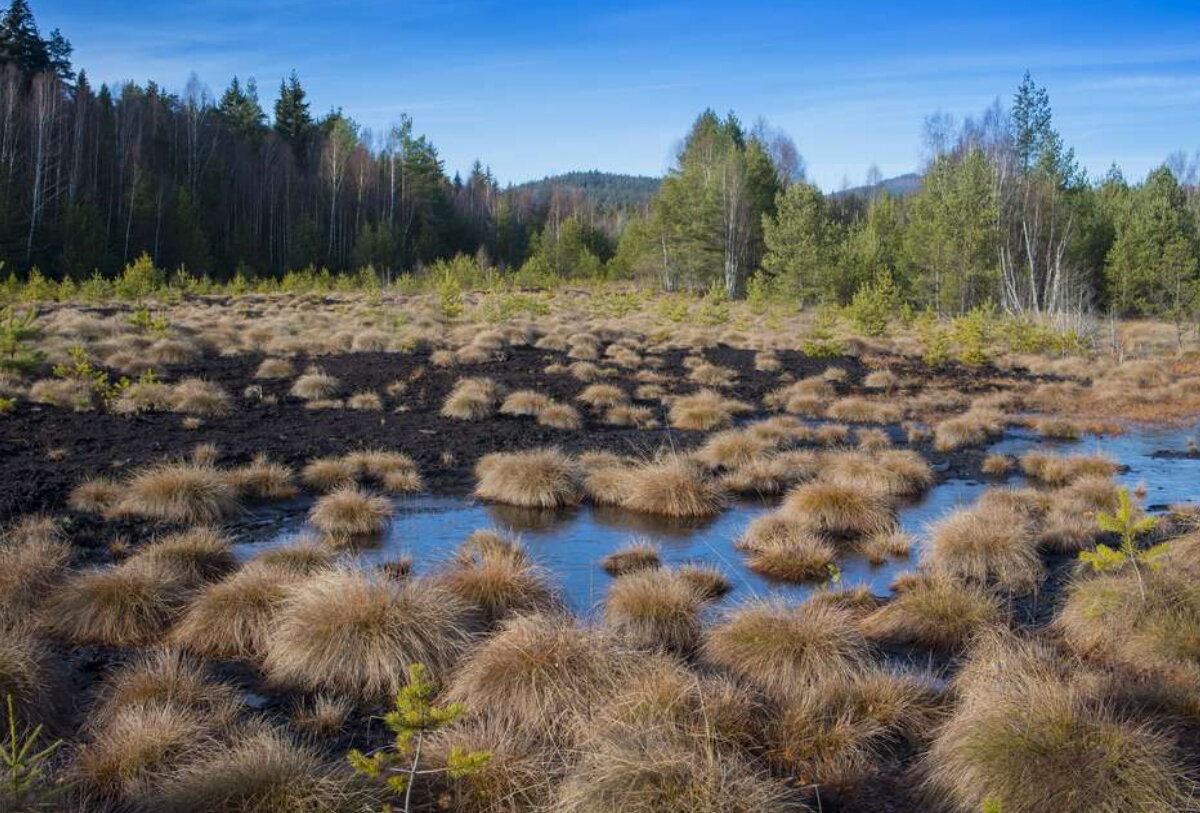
(33, 0, 1200, 189)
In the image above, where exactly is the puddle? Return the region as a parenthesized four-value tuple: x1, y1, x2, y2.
(235, 422, 1200, 613)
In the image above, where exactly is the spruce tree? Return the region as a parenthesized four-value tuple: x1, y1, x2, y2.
(273, 70, 313, 161)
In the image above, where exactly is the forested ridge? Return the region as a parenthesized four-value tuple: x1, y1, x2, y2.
(0, 0, 1197, 320)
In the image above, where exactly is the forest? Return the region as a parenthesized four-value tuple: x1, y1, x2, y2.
(0, 0, 1197, 320)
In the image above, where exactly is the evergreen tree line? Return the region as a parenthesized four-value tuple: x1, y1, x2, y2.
(0, 1, 638, 283)
(0, 0, 1196, 318)
(616, 75, 1200, 319)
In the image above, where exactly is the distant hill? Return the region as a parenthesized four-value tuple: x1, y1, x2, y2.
(512, 171, 662, 209)
(836, 172, 923, 199)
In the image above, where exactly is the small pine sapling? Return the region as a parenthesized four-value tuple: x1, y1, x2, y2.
(347, 663, 490, 813)
(1079, 487, 1165, 598)
(1, 695, 62, 810)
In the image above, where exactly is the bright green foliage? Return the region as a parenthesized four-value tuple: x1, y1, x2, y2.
(18, 269, 57, 303)
(646, 110, 780, 296)
(477, 291, 549, 323)
(801, 306, 845, 358)
(0, 397, 14, 414)
(904, 149, 999, 314)
(1080, 488, 1165, 597)
(1105, 166, 1199, 317)
(951, 305, 993, 365)
(761, 182, 838, 303)
(126, 305, 170, 335)
(655, 295, 691, 323)
(1, 694, 62, 810)
(695, 280, 731, 325)
(845, 271, 897, 336)
(916, 310, 952, 367)
(51, 345, 143, 408)
(982, 797, 1004, 813)
(115, 253, 165, 300)
(347, 664, 489, 812)
(0, 305, 40, 372)
(436, 273, 464, 320)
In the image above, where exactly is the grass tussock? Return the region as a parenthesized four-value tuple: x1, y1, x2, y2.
(620, 457, 726, 518)
(860, 573, 1003, 653)
(225, 455, 299, 500)
(128, 527, 235, 587)
(42, 559, 187, 646)
(500, 389, 550, 416)
(151, 727, 382, 813)
(668, 389, 751, 431)
(694, 429, 774, 470)
(858, 529, 913, 565)
(932, 409, 1006, 452)
(702, 599, 869, 701)
(307, 486, 393, 538)
(745, 533, 836, 583)
(0, 523, 71, 621)
(782, 481, 893, 538)
(678, 563, 732, 601)
(819, 451, 932, 497)
(1020, 451, 1119, 486)
(0, 627, 58, 731)
(171, 565, 300, 660)
(767, 668, 943, 800)
(249, 539, 337, 576)
(825, 396, 903, 424)
(603, 568, 704, 653)
(91, 649, 242, 727)
(440, 533, 559, 625)
(442, 377, 499, 420)
(117, 462, 239, 523)
(264, 569, 473, 699)
(602, 541, 661, 576)
(300, 457, 358, 491)
(474, 448, 581, 508)
(537, 402, 583, 430)
(926, 503, 1042, 591)
(925, 631, 1197, 813)
(446, 613, 638, 744)
(69, 476, 125, 513)
(290, 368, 341, 400)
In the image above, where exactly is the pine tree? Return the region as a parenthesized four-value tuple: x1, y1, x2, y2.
(0, 0, 52, 76)
(219, 76, 267, 140)
(273, 70, 312, 161)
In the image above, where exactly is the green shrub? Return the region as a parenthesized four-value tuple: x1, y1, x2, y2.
(696, 281, 730, 325)
(951, 305, 993, 366)
(845, 272, 897, 336)
(0, 306, 41, 373)
(115, 253, 165, 300)
(801, 306, 846, 358)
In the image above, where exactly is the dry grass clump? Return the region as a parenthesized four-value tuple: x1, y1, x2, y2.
(826, 397, 903, 424)
(552, 736, 800, 813)
(932, 408, 1006, 451)
(737, 513, 810, 551)
(169, 378, 232, 416)
(75, 701, 215, 801)
(0, 627, 58, 730)
(346, 390, 383, 410)
(300, 457, 358, 491)
(602, 541, 661, 576)
(863, 369, 898, 390)
(981, 453, 1014, 475)
(690, 362, 737, 387)
(1020, 451, 1119, 486)
(474, 448, 581, 508)
(347, 448, 424, 493)
(855, 426, 892, 450)
(925, 632, 1196, 813)
(767, 668, 942, 800)
(150, 727, 381, 813)
(604, 569, 704, 653)
(29, 377, 95, 410)
(69, 476, 125, 513)
(765, 376, 835, 410)
(926, 503, 1041, 591)
(128, 527, 235, 586)
(291, 694, 353, 738)
(755, 350, 781, 372)
(423, 717, 557, 813)
(442, 376, 500, 420)
(582, 459, 637, 506)
(0, 522, 71, 620)
(694, 429, 773, 470)
(446, 613, 637, 743)
(720, 456, 804, 496)
(250, 539, 337, 576)
(814, 422, 851, 445)
(254, 357, 294, 379)
(42, 559, 188, 647)
(604, 403, 658, 427)
(678, 563, 732, 600)
(537, 401, 583, 430)
(308, 486, 393, 538)
(1034, 416, 1083, 439)
(782, 481, 893, 538)
(91, 649, 242, 727)
(224, 455, 298, 500)
(1057, 566, 1200, 680)
(577, 383, 627, 409)
(703, 600, 869, 700)
(820, 451, 932, 497)
(860, 573, 1003, 653)
(264, 569, 472, 699)
(858, 529, 913, 565)
(289, 367, 341, 400)
(668, 389, 750, 431)
(171, 565, 301, 660)
(117, 462, 238, 523)
(440, 533, 559, 625)
(745, 534, 836, 583)
(620, 457, 726, 518)
(500, 389, 550, 416)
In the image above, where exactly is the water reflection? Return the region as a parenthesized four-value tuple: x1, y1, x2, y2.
(235, 422, 1200, 613)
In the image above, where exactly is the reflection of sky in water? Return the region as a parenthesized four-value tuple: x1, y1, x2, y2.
(235, 423, 1200, 614)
